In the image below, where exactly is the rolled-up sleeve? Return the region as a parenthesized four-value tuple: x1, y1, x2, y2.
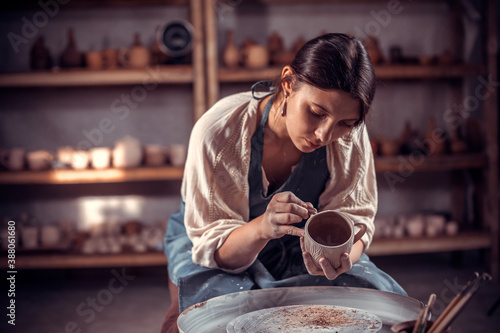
(181, 93, 258, 273)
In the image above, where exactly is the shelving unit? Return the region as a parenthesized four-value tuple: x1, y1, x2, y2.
(0, 166, 183, 184)
(1, 0, 497, 277)
(204, 0, 499, 278)
(0, 65, 194, 87)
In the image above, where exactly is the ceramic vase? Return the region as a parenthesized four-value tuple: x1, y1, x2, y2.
(222, 30, 239, 68)
(60, 28, 82, 68)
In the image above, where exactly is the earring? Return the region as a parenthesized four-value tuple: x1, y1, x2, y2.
(281, 92, 288, 117)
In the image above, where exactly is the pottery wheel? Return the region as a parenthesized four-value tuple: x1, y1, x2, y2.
(226, 304, 382, 333)
(178, 286, 423, 333)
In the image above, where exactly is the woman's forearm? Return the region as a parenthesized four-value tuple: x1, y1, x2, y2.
(350, 240, 364, 264)
(214, 216, 268, 270)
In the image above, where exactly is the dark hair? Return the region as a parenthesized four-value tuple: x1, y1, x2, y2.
(273, 33, 376, 126)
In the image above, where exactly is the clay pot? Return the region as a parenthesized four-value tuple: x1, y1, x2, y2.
(60, 28, 83, 68)
(425, 117, 447, 156)
(267, 31, 284, 65)
(243, 44, 269, 69)
(291, 36, 306, 56)
(379, 138, 400, 156)
(119, 33, 150, 69)
(112, 135, 143, 168)
(222, 30, 240, 68)
(30, 35, 52, 70)
(364, 35, 383, 64)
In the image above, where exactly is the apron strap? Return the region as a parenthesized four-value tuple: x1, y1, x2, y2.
(251, 80, 275, 100)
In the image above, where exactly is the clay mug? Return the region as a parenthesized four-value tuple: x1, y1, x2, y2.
(243, 44, 269, 69)
(101, 48, 119, 69)
(41, 225, 61, 247)
(304, 210, 366, 269)
(26, 150, 54, 171)
(1, 147, 25, 171)
(71, 150, 90, 170)
(85, 51, 103, 70)
(57, 146, 74, 166)
(144, 144, 165, 166)
(168, 144, 187, 167)
(112, 136, 142, 168)
(90, 147, 111, 169)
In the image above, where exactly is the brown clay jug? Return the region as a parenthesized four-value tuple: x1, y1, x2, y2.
(425, 117, 447, 156)
(60, 28, 82, 68)
(222, 30, 239, 68)
(30, 35, 52, 70)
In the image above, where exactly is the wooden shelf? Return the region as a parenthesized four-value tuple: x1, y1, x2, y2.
(374, 153, 487, 173)
(0, 0, 188, 10)
(0, 154, 485, 185)
(366, 232, 492, 256)
(0, 233, 489, 269)
(218, 64, 486, 83)
(0, 252, 167, 269)
(0, 166, 183, 184)
(0, 65, 193, 88)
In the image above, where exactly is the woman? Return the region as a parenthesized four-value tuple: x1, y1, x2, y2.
(161, 33, 405, 332)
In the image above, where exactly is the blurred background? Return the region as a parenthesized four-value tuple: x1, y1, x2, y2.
(0, 0, 499, 332)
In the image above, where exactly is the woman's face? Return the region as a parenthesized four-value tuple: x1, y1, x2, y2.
(284, 83, 361, 153)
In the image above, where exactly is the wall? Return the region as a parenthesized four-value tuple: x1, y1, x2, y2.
(0, 1, 486, 230)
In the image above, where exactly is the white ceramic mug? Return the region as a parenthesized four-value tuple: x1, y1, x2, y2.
(41, 225, 61, 247)
(1, 147, 25, 171)
(57, 146, 74, 166)
(90, 147, 111, 169)
(168, 144, 187, 167)
(71, 150, 90, 170)
(304, 210, 366, 269)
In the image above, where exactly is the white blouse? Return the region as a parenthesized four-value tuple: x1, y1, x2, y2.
(181, 92, 377, 273)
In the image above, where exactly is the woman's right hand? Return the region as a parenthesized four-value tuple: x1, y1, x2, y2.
(258, 191, 317, 240)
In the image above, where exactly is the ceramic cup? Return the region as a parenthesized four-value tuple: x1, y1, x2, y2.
(71, 150, 90, 170)
(118, 46, 150, 69)
(144, 144, 165, 166)
(304, 210, 366, 269)
(1, 147, 25, 171)
(90, 147, 111, 169)
(26, 150, 54, 171)
(168, 144, 187, 167)
(40, 225, 61, 247)
(57, 146, 74, 166)
(101, 48, 119, 69)
(85, 51, 103, 70)
(21, 226, 39, 249)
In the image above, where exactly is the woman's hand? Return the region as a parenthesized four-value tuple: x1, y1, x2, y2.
(258, 191, 317, 240)
(299, 236, 353, 280)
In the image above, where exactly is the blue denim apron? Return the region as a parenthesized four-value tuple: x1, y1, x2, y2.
(165, 86, 406, 312)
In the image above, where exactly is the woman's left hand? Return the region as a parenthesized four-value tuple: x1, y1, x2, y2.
(299, 236, 352, 280)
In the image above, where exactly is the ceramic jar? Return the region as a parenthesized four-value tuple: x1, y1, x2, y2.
(243, 44, 269, 69)
(222, 30, 240, 68)
(60, 28, 82, 68)
(119, 33, 150, 69)
(26, 150, 54, 171)
(112, 136, 142, 168)
(1, 147, 25, 171)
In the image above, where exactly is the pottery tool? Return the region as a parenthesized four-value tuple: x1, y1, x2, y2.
(427, 272, 492, 333)
(412, 293, 436, 333)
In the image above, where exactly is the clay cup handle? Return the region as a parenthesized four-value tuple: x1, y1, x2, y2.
(353, 222, 367, 243)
